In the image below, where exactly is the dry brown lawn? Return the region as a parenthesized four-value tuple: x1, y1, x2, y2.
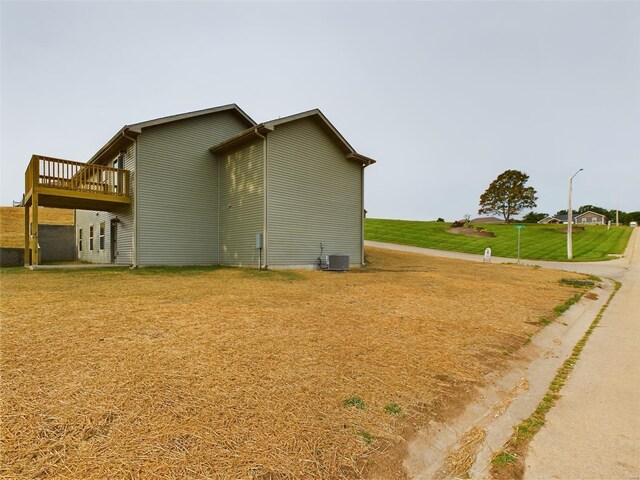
(0, 207, 74, 248)
(0, 247, 583, 479)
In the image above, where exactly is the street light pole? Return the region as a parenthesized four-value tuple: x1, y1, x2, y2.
(567, 168, 584, 260)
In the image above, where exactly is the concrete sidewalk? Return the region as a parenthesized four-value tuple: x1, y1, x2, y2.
(524, 233, 640, 479)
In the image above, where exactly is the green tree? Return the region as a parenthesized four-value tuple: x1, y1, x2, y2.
(620, 211, 640, 224)
(478, 170, 538, 223)
(522, 211, 548, 223)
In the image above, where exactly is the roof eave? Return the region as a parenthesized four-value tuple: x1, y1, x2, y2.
(88, 127, 139, 165)
(346, 152, 376, 167)
(209, 125, 274, 153)
(129, 103, 256, 130)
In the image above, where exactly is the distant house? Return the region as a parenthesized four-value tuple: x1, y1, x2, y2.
(575, 211, 607, 225)
(472, 216, 503, 224)
(538, 211, 606, 225)
(538, 214, 568, 224)
(22, 105, 376, 268)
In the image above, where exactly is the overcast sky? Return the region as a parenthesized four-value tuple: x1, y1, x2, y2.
(1, 1, 638, 221)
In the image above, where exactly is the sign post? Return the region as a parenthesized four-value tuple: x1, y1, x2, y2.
(514, 225, 526, 263)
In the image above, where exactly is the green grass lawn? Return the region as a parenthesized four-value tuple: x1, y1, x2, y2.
(365, 219, 633, 262)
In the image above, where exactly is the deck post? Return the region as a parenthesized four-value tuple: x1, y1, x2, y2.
(24, 204, 30, 265)
(32, 193, 39, 266)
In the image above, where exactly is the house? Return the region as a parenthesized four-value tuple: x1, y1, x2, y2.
(574, 210, 607, 225)
(538, 214, 569, 224)
(22, 105, 376, 268)
(538, 211, 606, 225)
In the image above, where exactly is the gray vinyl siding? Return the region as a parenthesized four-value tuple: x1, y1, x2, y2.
(136, 111, 250, 265)
(266, 117, 363, 266)
(76, 144, 135, 264)
(218, 139, 264, 266)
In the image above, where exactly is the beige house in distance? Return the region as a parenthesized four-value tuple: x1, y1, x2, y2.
(574, 210, 607, 225)
(23, 105, 376, 268)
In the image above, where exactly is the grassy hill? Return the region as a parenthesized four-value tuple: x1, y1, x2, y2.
(0, 206, 74, 248)
(365, 218, 632, 262)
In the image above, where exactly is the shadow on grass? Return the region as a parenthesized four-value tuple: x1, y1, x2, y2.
(241, 269, 305, 281)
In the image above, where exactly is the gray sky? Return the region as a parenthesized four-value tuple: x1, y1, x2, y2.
(1, 1, 639, 220)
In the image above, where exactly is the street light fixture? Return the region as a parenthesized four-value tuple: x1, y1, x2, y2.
(567, 168, 584, 260)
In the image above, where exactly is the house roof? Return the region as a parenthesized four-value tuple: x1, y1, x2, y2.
(575, 210, 606, 219)
(209, 109, 376, 167)
(88, 104, 256, 165)
(538, 214, 568, 223)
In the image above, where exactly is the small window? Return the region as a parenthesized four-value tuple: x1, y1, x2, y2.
(592, 217, 598, 224)
(89, 225, 94, 251)
(115, 152, 125, 170)
(78, 228, 83, 252)
(581, 217, 587, 224)
(99, 222, 105, 250)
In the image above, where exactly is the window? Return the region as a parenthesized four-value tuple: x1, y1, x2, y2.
(114, 152, 125, 170)
(581, 217, 586, 224)
(99, 222, 105, 250)
(592, 217, 598, 224)
(78, 228, 83, 252)
(89, 225, 94, 251)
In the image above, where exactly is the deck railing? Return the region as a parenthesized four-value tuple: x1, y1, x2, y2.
(26, 156, 130, 198)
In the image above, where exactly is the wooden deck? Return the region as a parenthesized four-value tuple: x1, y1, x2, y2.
(23, 155, 131, 265)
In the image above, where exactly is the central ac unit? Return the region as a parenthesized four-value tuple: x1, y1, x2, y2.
(327, 254, 350, 271)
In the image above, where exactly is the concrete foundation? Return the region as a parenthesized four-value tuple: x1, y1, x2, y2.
(1, 224, 75, 267)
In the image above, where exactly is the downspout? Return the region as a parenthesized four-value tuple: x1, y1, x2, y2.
(217, 152, 220, 265)
(74, 209, 77, 262)
(361, 164, 365, 266)
(254, 129, 268, 269)
(121, 129, 138, 268)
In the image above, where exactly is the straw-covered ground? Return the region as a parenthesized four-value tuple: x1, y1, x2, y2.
(0, 247, 584, 479)
(0, 207, 74, 248)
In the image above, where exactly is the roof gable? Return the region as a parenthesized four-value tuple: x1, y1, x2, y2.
(263, 109, 354, 153)
(210, 109, 376, 167)
(538, 214, 568, 223)
(89, 104, 256, 164)
(575, 210, 606, 219)
(127, 104, 255, 132)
